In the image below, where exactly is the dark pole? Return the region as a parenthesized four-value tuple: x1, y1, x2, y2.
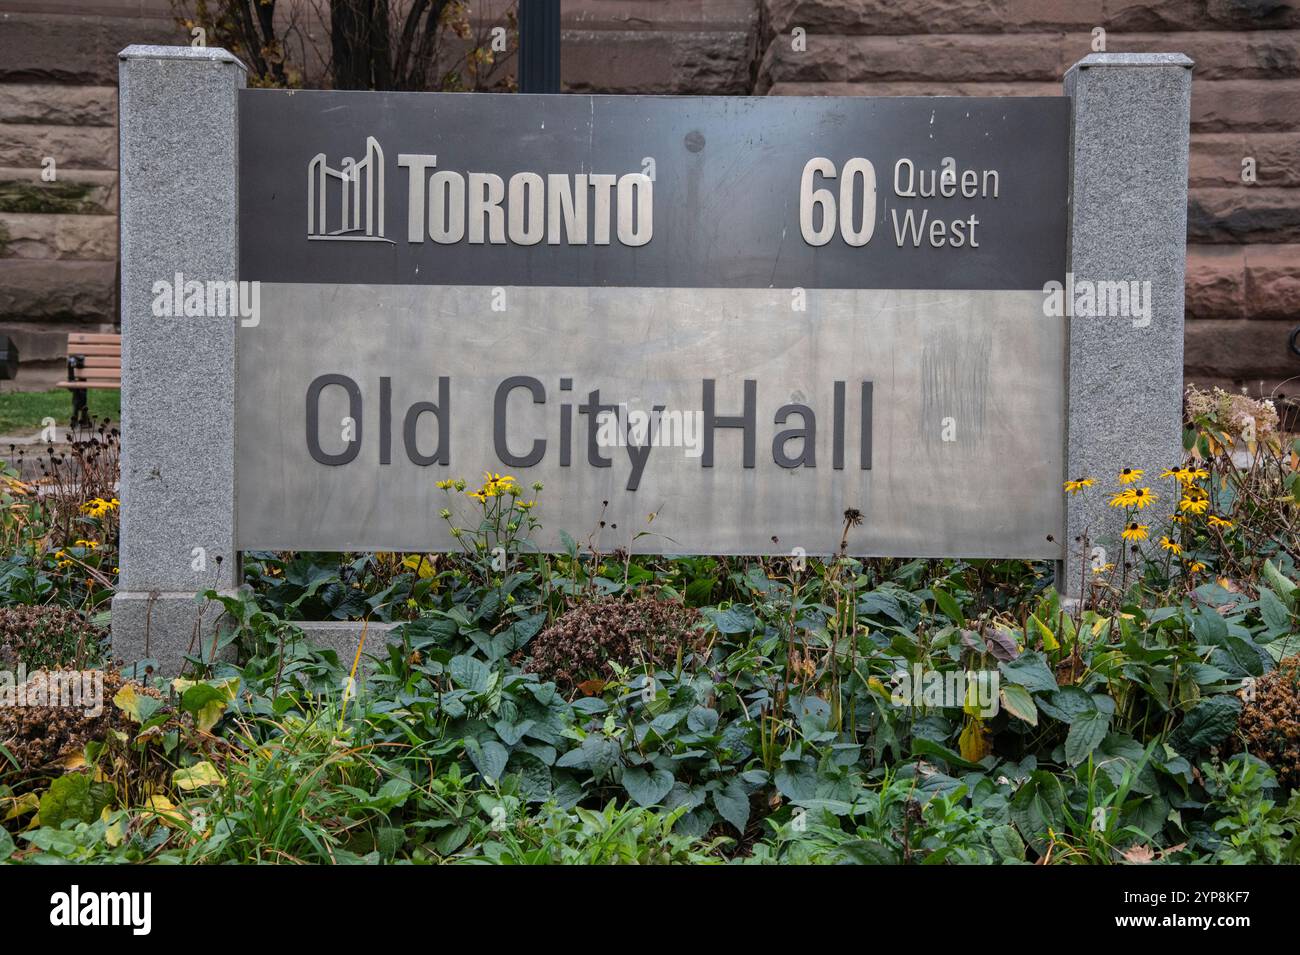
(518, 0, 561, 93)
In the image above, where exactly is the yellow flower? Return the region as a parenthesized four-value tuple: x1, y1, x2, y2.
(1092, 562, 1115, 576)
(467, 490, 487, 503)
(1160, 466, 1186, 481)
(517, 500, 536, 511)
(74, 539, 99, 549)
(1109, 489, 1136, 508)
(1184, 467, 1208, 482)
(1187, 560, 1207, 573)
(436, 479, 454, 490)
(1117, 468, 1144, 485)
(1063, 478, 1094, 494)
(1207, 515, 1233, 529)
(1159, 535, 1182, 555)
(1121, 522, 1149, 542)
(1179, 495, 1209, 515)
(1128, 488, 1157, 510)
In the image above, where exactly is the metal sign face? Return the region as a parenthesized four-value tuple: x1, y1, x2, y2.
(237, 90, 1068, 557)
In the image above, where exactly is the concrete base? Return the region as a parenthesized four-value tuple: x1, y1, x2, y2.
(110, 591, 234, 674)
(294, 620, 401, 664)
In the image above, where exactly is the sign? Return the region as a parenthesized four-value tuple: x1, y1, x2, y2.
(237, 90, 1069, 557)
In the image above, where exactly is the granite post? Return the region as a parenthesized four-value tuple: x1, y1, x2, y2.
(111, 46, 245, 673)
(1061, 53, 1193, 598)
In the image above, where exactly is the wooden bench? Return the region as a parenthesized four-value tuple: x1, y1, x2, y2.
(60, 332, 121, 428)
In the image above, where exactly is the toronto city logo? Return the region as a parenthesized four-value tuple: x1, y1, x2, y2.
(306, 135, 654, 247)
(308, 135, 393, 243)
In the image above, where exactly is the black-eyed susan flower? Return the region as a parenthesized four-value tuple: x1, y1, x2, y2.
(1179, 493, 1209, 515)
(1109, 489, 1136, 508)
(1184, 467, 1209, 482)
(1092, 562, 1115, 576)
(1160, 466, 1187, 481)
(1064, 477, 1094, 494)
(1128, 487, 1157, 509)
(1122, 522, 1149, 542)
(1207, 515, 1233, 529)
(1187, 560, 1207, 573)
(1118, 468, 1144, 485)
(1159, 535, 1182, 555)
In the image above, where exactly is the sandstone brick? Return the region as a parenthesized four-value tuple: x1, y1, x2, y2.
(1244, 242, 1300, 318)
(1193, 79, 1300, 132)
(1190, 133, 1300, 187)
(1067, 30, 1300, 79)
(1186, 244, 1247, 320)
(0, 213, 117, 260)
(0, 124, 116, 171)
(0, 259, 116, 322)
(563, 0, 758, 31)
(766, 80, 1061, 96)
(1188, 186, 1300, 242)
(759, 33, 1067, 87)
(761, 31, 1300, 89)
(0, 12, 179, 84)
(0, 167, 118, 215)
(761, 0, 1105, 36)
(564, 28, 758, 93)
(0, 84, 116, 126)
(1185, 318, 1300, 377)
(1107, 0, 1300, 31)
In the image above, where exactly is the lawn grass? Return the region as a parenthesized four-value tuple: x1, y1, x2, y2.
(0, 388, 120, 434)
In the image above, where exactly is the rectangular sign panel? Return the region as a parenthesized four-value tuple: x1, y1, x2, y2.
(237, 90, 1068, 557)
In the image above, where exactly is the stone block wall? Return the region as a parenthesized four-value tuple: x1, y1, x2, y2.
(0, 0, 1296, 398)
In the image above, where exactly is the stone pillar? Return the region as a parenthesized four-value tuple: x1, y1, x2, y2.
(111, 46, 245, 673)
(1061, 53, 1193, 598)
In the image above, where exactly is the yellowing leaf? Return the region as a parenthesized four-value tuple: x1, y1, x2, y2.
(958, 718, 991, 762)
(1028, 614, 1059, 652)
(144, 795, 184, 826)
(61, 751, 87, 771)
(101, 807, 125, 847)
(113, 683, 145, 721)
(173, 761, 226, 790)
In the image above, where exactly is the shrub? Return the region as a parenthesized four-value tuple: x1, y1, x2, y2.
(1237, 655, 1300, 790)
(0, 605, 106, 670)
(521, 595, 705, 691)
(0, 669, 152, 773)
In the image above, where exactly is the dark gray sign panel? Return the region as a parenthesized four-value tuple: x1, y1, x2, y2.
(239, 90, 1068, 290)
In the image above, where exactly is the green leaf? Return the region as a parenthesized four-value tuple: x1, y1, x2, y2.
(686, 706, 719, 734)
(0, 826, 13, 862)
(712, 779, 751, 833)
(465, 737, 509, 784)
(1170, 696, 1242, 753)
(448, 655, 491, 693)
(990, 824, 1025, 862)
(705, 605, 756, 634)
(38, 773, 112, 829)
(622, 767, 674, 807)
(1259, 587, 1292, 636)
(1000, 651, 1058, 694)
(1000, 683, 1038, 726)
(1065, 711, 1110, 766)
(1263, 559, 1297, 605)
(932, 585, 963, 625)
